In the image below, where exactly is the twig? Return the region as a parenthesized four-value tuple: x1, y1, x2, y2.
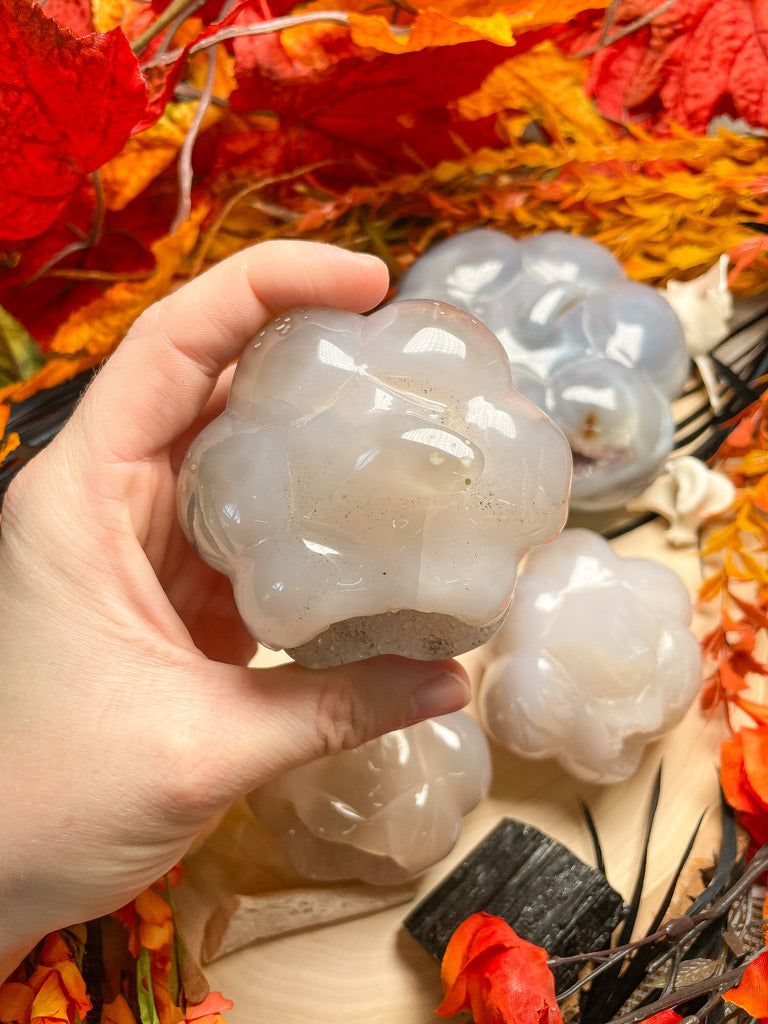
(143, 10, 354, 67)
(23, 172, 105, 287)
(551, 842, 768, 1001)
(131, 0, 206, 55)
(606, 958, 759, 1024)
(574, 0, 680, 59)
(171, 41, 219, 231)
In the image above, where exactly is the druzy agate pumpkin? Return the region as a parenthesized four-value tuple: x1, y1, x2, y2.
(177, 300, 571, 667)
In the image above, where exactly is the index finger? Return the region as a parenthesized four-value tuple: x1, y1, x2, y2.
(76, 241, 389, 463)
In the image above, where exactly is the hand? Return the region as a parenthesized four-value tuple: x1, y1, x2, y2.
(0, 241, 471, 980)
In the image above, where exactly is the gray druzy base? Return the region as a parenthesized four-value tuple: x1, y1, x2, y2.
(285, 609, 504, 668)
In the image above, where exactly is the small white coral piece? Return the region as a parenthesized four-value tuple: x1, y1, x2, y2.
(178, 301, 572, 667)
(479, 528, 702, 784)
(248, 711, 492, 885)
(662, 256, 734, 413)
(663, 255, 733, 358)
(627, 455, 735, 547)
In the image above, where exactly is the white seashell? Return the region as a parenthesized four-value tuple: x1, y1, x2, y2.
(626, 455, 735, 547)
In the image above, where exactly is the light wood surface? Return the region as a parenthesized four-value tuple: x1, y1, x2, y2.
(175, 519, 729, 1023)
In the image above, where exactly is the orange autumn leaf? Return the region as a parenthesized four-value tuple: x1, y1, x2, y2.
(736, 695, 768, 726)
(437, 912, 562, 1024)
(724, 951, 768, 1018)
(347, 9, 516, 53)
(458, 40, 615, 144)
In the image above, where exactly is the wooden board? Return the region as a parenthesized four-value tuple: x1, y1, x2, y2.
(174, 519, 728, 1023)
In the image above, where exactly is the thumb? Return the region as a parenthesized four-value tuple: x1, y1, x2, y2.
(186, 655, 472, 806)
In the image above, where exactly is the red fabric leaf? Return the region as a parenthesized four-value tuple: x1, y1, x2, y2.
(0, 0, 148, 242)
(437, 912, 563, 1024)
(562, 0, 768, 134)
(41, 0, 95, 35)
(721, 730, 768, 848)
(228, 32, 508, 176)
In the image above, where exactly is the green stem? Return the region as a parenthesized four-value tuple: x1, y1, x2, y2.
(131, 0, 205, 55)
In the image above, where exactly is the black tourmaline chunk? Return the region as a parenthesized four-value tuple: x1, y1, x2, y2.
(403, 817, 626, 989)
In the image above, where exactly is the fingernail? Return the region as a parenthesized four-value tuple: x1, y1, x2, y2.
(407, 672, 471, 725)
(344, 249, 385, 267)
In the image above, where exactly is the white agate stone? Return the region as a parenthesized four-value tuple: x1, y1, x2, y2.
(248, 711, 492, 884)
(479, 528, 702, 784)
(178, 300, 572, 667)
(397, 228, 690, 512)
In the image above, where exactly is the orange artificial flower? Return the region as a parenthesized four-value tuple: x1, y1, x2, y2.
(22, 934, 92, 1024)
(437, 912, 563, 1024)
(185, 991, 235, 1024)
(720, 727, 768, 848)
(724, 950, 768, 1020)
(112, 885, 174, 958)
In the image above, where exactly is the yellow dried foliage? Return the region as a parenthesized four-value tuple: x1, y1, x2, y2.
(457, 41, 615, 143)
(348, 9, 516, 53)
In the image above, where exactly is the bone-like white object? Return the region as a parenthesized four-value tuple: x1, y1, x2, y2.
(249, 711, 492, 885)
(626, 455, 735, 547)
(178, 301, 572, 667)
(662, 256, 734, 414)
(397, 229, 690, 512)
(479, 528, 702, 784)
(663, 255, 733, 358)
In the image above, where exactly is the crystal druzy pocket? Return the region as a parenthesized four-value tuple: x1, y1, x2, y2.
(177, 300, 572, 667)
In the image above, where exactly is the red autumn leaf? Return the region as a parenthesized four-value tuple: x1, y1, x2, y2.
(0, 0, 148, 243)
(562, 0, 768, 134)
(724, 950, 768, 1018)
(41, 0, 95, 35)
(437, 912, 563, 1024)
(227, 30, 509, 178)
(0, 177, 175, 349)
